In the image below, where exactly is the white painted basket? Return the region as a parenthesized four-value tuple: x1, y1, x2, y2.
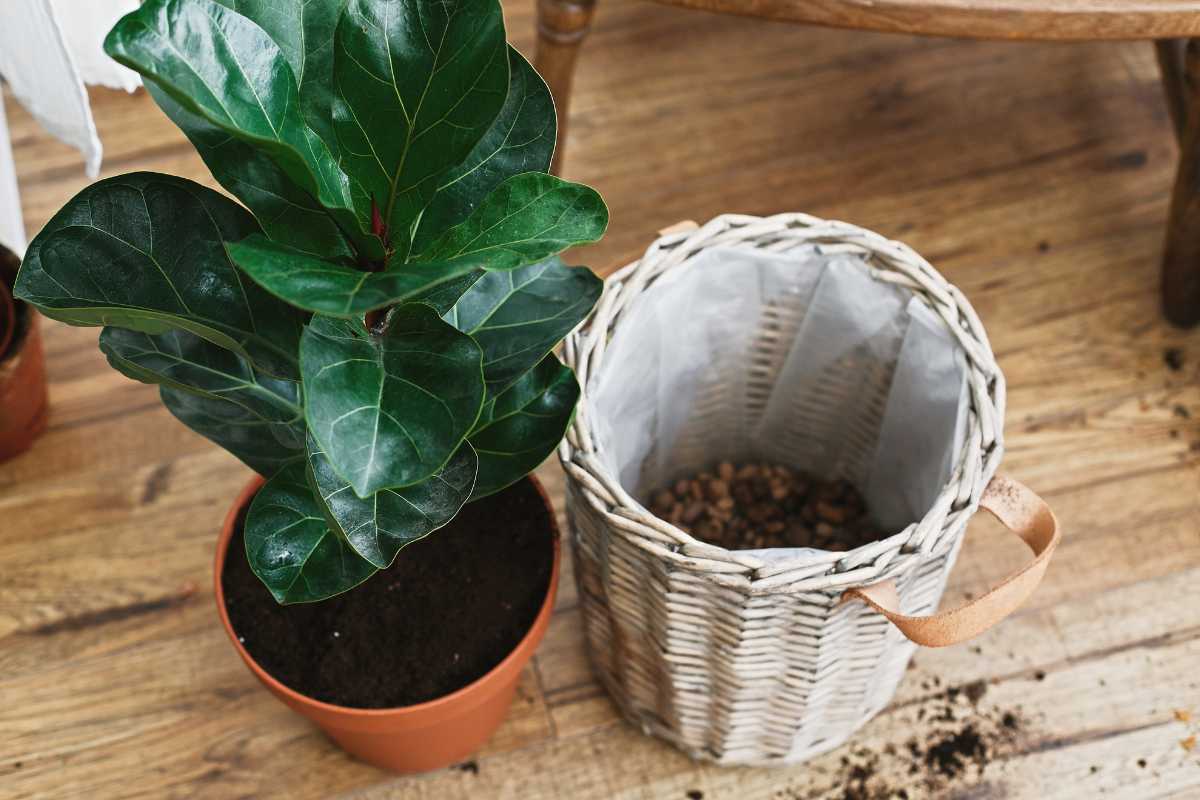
(558, 213, 1059, 766)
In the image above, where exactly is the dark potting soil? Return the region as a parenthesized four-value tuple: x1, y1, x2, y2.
(648, 461, 883, 551)
(221, 478, 555, 709)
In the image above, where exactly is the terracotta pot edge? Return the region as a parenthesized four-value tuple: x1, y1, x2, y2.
(0, 281, 14, 360)
(0, 316, 49, 462)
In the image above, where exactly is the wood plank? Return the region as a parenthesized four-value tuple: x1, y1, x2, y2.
(2, 0, 1199, 796)
(0, 557, 553, 800)
(638, 0, 1200, 42)
(345, 568, 1200, 799)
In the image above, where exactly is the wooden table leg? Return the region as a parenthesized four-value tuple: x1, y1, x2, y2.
(536, 0, 598, 175)
(1160, 39, 1200, 327)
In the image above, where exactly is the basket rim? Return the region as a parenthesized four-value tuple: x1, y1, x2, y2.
(559, 212, 1006, 593)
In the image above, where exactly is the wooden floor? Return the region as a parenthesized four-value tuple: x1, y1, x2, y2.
(3, 1, 1200, 797)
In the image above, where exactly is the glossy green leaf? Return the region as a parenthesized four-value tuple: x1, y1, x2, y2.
(15, 173, 305, 379)
(104, 0, 369, 247)
(226, 234, 480, 316)
(100, 327, 302, 424)
(244, 461, 376, 603)
(446, 256, 601, 394)
(412, 271, 485, 316)
(213, 0, 345, 148)
(308, 433, 477, 568)
(468, 354, 579, 499)
(145, 81, 360, 260)
(415, 173, 607, 270)
(160, 385, 305, 476)
(411, 48, 555, 254)
(150, 1, 377, 258)
(300, 307, 485, 497)
(332, 0, 508, 256)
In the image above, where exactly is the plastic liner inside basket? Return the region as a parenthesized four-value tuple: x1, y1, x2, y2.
(587, 245, 970, 557)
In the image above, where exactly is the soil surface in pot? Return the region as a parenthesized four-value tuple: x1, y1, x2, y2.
(222, 478, 554, 709)
(648, 461, 883, 550)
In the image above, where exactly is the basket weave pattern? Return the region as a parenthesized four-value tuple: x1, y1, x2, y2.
(558, 214, 1006, 765)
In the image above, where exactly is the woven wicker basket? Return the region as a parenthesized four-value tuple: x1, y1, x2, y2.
(558, 214, 1059, 766)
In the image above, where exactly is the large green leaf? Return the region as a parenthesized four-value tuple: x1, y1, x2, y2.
(468, 354, 579, 499)
(446, 256, 601, 394)
(412, 271, 485, 315)
(15, 173, 305, 379)
(145, 80, 360, 260)
(105, 0, 369, 247)
(213, 0, 345, 148)
(415, 173, 607, 270)
(100, 327, 302, 424)
(411, 48, 556, 254)
(308, 434, 477, 568)
(160, 386, 305, 476)
(244, 461, 376, 603)
(151, 1, 377, 258)
(300, 307, 485, 497)
(332, 0, 509, 257)
(226, 234, 480, 316)
(107, 327, 306, 478)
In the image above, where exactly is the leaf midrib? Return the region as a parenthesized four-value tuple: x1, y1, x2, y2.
(381, 1, 450, 232)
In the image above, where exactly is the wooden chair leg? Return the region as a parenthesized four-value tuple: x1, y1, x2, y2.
(1160, 39, 1200, 327)
(1155, 40, 1187, 143)
(535, 0, 598, 175)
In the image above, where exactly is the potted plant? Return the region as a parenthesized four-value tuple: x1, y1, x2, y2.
(15, 0, 606, 773)
(0, 244, 48, 461)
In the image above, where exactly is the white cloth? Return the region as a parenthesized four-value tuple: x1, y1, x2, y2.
(49, 0, 141, 92)
(0, 0, 140, 256)
(0, 99, 25, 255)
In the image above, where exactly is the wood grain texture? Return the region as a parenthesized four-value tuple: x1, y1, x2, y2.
(2, 0, 1199, 796)
(642, 0, 1200, 41)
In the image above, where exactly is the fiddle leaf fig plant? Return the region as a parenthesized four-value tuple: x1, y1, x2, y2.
(14, 0, 606, 604)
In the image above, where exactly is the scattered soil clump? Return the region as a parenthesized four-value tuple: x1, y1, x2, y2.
(772, 677, 1033, 799)
(1164, 347, 1184, 372)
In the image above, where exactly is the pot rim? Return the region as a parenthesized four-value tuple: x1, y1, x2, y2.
(213, 472, 561, 719)
(0, 279, 14, 362)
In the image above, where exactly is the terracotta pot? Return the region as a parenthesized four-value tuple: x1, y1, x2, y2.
(0, 279, 13, 359)
(0, 282, 49, 462)
(214, 474, 561, 773)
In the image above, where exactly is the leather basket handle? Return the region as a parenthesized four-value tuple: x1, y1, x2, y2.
(841, 475, 1060, 648)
